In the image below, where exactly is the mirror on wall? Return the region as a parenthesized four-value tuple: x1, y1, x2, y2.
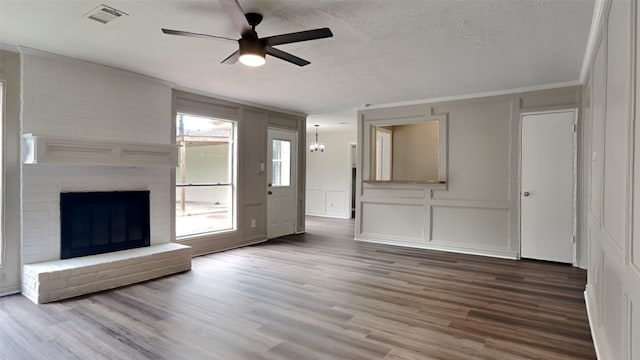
(371, 118, 446, 182)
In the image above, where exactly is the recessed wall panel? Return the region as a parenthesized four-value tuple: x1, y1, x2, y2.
(590, 30, 607, 220)
(603, 0, 631, 250)
(431, 100, 511, 202)
(362, 187, 427, 199)
(242, 109, 267, 204)
(602, 259, 625, 360)
(306, 189, 324, 215)
(243, 204, 264, 237)
(432, 206, 509, 251)
(635, 117, 640, 271)
(632, 300, 638, 360)
(634, 0, 640, 273)
(361, 202, 425, 241)
(325, 190, 346, 216)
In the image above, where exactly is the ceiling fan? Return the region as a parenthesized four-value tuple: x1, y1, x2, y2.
(162, 0, 333, 67)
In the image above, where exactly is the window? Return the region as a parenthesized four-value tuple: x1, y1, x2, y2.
(271, 139, 291, 187)
(176, 113, 236, 237)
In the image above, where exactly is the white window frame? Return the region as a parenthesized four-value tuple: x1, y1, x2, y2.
(175, 113, 238, 239)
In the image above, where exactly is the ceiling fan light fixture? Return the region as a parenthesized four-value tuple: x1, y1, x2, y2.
(239, 38, 266, 67)
(239, 53, 265, 67)
(161, 0, 333, 67)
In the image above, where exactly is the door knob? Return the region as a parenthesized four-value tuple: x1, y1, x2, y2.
(523, 191, 530, 197)
(268, 190, 273, 195)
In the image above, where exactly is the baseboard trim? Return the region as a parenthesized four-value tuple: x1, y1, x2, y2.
(355, 236, 518, 260)
(585, 288, 605, 360)
(0, 287, 21, 297)
(305, 213, 350, 220)
(190, 237, 267, 257)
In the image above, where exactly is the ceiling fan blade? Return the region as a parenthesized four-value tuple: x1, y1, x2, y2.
(219, 0, 252, 37)
(161, 28, 236, 42)
(221, 50, 240, 64)
(264, 28, 333, 47)
(266, 46, 310, 67)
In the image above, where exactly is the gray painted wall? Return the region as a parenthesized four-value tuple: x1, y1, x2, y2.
(356, 86, 582, 260)
(392, 122, 439, 181)
(173, 90, 306, 255)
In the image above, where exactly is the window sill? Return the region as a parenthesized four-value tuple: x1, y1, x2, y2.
(175, 228, 238, 242)
(362, 179, 448, 191)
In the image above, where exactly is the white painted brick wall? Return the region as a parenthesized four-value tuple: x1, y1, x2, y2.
(22, 166, 172, 264)
(22, 243, 191, 303)
(20, 49, 174, 265)
(21, 49, 170, 143)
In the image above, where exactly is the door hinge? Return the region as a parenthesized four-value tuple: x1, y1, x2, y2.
(573, 124, 577, 132)
(572, 235, 576, 243)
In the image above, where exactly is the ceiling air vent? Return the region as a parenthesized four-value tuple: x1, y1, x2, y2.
(84, 4, 127, 24)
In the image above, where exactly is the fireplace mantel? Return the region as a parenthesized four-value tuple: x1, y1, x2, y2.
(23, 134, 178, 167)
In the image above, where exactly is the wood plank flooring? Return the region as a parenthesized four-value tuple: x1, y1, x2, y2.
(0, 216, 595, 360)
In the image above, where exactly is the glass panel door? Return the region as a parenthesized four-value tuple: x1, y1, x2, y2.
(267, 129, 297, 239)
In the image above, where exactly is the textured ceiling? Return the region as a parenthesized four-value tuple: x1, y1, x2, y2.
(0, 0, 594, 129)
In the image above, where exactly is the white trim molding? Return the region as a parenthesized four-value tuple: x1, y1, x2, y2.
(23, 134, 178, 167)
(356, 81, 581, 111)
(585, 288, 607, 360)
(581, 0, 612, 84)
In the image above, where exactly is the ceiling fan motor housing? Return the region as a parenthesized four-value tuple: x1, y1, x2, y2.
(239, 37, 266, 58)
(162, 0, 333, 66)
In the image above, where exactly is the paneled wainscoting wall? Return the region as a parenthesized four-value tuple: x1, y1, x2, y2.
(581, 1, 640, 359)
(355, 88, 583, 261)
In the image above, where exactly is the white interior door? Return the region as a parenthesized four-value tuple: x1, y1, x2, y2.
(521, 110, 576, 263)
(375, 128, 392, 180)
(267, 128, 297, 239)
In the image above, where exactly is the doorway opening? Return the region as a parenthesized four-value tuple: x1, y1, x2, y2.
(350, 143, 357, 219)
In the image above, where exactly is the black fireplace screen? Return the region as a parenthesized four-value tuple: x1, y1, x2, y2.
(60, 191, 151, 259)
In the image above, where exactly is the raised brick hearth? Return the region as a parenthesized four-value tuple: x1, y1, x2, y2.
(23, 243, 191, 303)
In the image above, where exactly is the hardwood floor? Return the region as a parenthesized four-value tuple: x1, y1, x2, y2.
(0, 216, 595, 360)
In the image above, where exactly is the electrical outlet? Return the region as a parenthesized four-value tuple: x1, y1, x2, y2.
(250, 219, 256, 228)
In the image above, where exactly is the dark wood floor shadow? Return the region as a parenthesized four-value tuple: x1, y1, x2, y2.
(0, 216, 595, 360)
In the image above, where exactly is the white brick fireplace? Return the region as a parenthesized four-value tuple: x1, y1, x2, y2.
(19, 48, 191, 303)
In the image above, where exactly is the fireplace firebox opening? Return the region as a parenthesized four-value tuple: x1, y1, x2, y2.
(60, 191, 151, 259)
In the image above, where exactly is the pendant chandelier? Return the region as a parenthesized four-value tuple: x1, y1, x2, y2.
(309, 124, 325, 152)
